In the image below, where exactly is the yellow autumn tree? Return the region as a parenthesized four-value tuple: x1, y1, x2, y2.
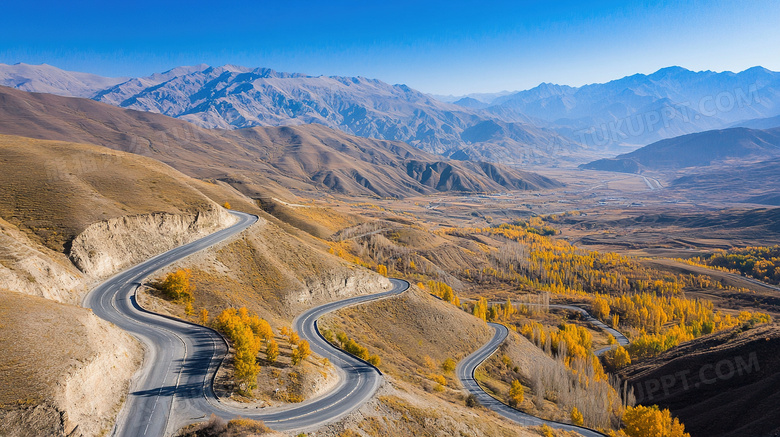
(156, 269, 194, 302)
(266, 339, 279, 363)
(287, 330, 300, 347)
(603, 345, 632, 371)
(291, 340, 311, 366)
(509, 379, 524, 406)
(593, 297, 610, 321)
(614, 346, 631, 368)
(473, 297, 488, 321)
(442, 286, 455, 303)
(249, 318, 274, 344)
(376, 264, 388, 276)
(622, 405, 689, 437)
(503, 298, 516, 320)
(199, 308, 209, 325)
(571, 406, 584, 426)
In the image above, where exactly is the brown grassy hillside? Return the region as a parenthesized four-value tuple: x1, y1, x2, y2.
(0, 86, 561, 198)
(316, 287, 553, 436)
(619, 323, 780, 437)
(0, 134, 247, 252)
(0, 289, 141, 437)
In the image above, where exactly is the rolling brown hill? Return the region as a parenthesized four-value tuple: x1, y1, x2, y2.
(619, 323, 780, 437)
(581, 127, 780, 173)
(0, 85, 561, 198)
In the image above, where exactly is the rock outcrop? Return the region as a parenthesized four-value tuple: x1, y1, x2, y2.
(69, 206, 236, 278)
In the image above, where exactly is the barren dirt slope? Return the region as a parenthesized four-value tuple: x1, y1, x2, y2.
(0, 289, 141, 437)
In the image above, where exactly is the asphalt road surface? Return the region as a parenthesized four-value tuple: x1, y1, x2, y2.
(85, 210, 409, 436)
(456, 322, 608, 437)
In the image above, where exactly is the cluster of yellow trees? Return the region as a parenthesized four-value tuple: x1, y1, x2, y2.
(463, 297, 520, 323)
(519, 321, 607, 381)
(602, 346, 632, 371)
(613, 405, 690, 437)
(154, 269, 195, 314)
(321, 329, 381, 366)
(212, 307, 309, 395)
(446, 222, 755, 302)
(695, 245, 780, 285)
(213, 307, 270, 393)
(591, 292, 771, 360)
(279, 326, 311, 365)
(417, 280, 460, 306)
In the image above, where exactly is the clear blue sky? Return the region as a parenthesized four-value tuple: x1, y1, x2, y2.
(2, 0, 779, 95)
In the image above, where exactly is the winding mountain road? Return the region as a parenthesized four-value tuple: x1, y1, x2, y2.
(85, 210, 409, 436)
(85, 208, 625, 437)
(455, 300, 632, 436)
(457, 323, 608, 437)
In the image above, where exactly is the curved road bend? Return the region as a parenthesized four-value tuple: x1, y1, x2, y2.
(457, 323, 608, 437)
(85, 210, 409, 436)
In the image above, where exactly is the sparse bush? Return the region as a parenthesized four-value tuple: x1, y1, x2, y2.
(428, 373, 446, 386)
(540, 423, 555, 437)
(441, 358, 456, 373)
(182, 414, 272, 436)
(226, 417, 271, 434)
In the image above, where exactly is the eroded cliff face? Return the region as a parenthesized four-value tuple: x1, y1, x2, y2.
(54, 313, 142, 437)
(69, 206, 236, 278)
(0, 218, 86, 304)
(0, 206, 236, 304)
(289, 267, 391, 308)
